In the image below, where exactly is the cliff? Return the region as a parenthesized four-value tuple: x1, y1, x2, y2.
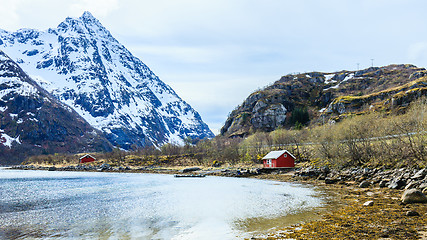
(221, 64, 426, 137)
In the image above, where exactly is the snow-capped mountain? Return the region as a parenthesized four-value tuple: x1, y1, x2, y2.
(0, 11, 214, 149)
(0, 50, 112, 164)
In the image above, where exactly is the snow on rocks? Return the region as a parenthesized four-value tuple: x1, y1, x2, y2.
(0, 12, 213, 149)
(0, 129, 20, 148)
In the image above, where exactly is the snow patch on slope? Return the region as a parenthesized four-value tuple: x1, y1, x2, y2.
(0, 77, 38, 99)
(0, 129, 21, 148)
(324, 74, 336, 84)
(324, 73, 354, 91)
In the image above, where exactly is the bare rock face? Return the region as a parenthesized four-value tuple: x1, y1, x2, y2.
(220, 64, 426, 138)
(401, 189, 427, 204)
(251, 104, 287, 130)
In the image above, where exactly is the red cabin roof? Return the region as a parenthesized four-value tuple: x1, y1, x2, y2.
(79, 154, 96, 163)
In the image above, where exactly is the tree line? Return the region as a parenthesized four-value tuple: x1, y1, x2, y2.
(25, 98, 426, 169)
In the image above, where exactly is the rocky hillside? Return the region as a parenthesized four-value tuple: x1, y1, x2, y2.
(221, 64, 427, 137)
(0, 50, 112, 165)
(0, 11, 213, 149)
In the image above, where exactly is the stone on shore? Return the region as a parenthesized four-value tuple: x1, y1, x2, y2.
(406, 210, 420, 216)
(404, 181, 419, 190)
(411, 168, 427, 180)
(181, 167, 201, 173)
(359, 180, 370, 188)
(324, 177, 338, 184)
(363, 200, 374, 206)
(401, 189, 427, 204)
(388, 178, 406, 189)
(99, 163, 111, 171)
(379, 180, 389, 188)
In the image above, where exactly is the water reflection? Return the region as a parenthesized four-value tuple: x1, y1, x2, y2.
(0, 170, 324, 239)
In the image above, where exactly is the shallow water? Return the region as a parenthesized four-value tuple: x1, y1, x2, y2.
(0, 169, 324, 239)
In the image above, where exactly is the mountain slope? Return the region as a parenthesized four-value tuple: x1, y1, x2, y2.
(0, 11, 213, 149)
(0, 50, 112, 165)
(221, 64, 426, 137)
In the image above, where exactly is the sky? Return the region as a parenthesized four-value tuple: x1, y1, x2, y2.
(1, 0, 427, 134)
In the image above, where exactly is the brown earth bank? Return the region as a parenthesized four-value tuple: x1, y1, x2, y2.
(8, 164, 427, 239)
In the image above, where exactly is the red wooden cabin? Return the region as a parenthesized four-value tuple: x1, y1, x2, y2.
(262, 150, 295, 168)
(79, 154, 96, 163)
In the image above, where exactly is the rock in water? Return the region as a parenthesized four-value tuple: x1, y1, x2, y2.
(401, 189, 427, 204)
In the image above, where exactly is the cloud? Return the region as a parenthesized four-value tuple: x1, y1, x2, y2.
(0, 0, 21, 30)
(70, 0, 119, 17)
(408, 42, 427, 63)
(164, 72, 278, 134)
(130, 45, 229, 64)
(0, 0, 120, 31)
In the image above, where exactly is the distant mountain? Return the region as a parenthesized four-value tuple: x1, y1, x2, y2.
(0, 50, 112, 165)
(221, 64, 427, 137)
(0, 11, 213, 149)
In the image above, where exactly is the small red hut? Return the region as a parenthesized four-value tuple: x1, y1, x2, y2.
(262, 150, 295, 168)
(79, 154, 96, 163)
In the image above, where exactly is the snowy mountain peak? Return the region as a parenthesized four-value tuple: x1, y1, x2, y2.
(0, 12, 214, 149)
(81, 11, 96, 21)
(57, 12, 113, 40)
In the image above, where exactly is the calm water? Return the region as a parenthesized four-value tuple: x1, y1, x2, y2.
(0, 169, 323, 239)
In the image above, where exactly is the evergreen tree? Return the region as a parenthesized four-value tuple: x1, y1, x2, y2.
(290, 107, 310, 127)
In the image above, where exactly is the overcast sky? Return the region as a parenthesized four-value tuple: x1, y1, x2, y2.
(1, 0, 427, 134)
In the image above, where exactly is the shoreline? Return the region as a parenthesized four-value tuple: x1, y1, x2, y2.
(251, 168, 427, 240)
(7, 164, 268, 178)
(6, 165, 427, 239)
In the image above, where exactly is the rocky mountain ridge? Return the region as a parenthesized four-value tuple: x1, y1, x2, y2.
(0, 50, 112, 164)
(0, 11, 213, 149)
(221, 64, 427, 137)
